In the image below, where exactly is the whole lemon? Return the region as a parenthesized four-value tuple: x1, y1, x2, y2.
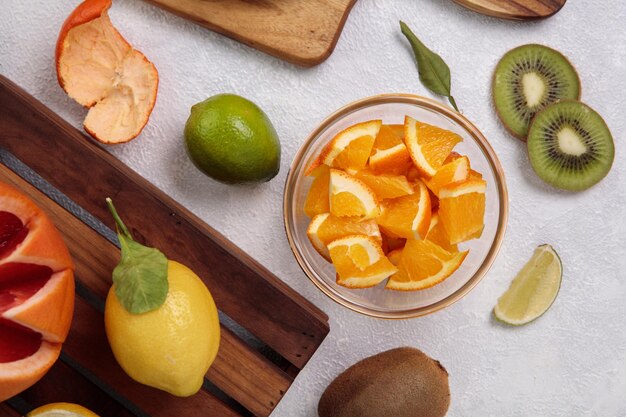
(184, 94, 281, 184)
(104, 261, 220, 397)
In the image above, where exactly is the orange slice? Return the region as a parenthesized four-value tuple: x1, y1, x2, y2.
(439, 179, 486, 244)
(425, 213, 458, 253)
(328, 235, 398, 288)
(372, 125, 403, 150)
(386, 240, 468, 291)
(376, 180, 431, 240)
(307, 214, 381, 261)
(304, 165, 330, 217)
(389, 124, 405, 140)
(469, 169, 483, 180)
(386, 248, 403, 266)
(381, 234, 406, 255)
(445, 152, 483, 180)
(404, 116, 462, 177)
(307, 120, 381, 174)
(425, 156, 470, 197)
(369, 143, 413, 175)
(354, 171, 414, 200)
(329, 170, 379, 219)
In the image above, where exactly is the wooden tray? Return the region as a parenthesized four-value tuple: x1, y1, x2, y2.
(0, 75, 330, 417)
(142, 0, 357, 67)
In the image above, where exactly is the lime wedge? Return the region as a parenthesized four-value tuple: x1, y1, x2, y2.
(494, 244, 562, 325)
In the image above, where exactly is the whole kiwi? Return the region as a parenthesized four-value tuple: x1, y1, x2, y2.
(318, 347, 450, 417)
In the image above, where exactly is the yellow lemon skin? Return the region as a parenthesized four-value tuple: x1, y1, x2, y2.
(104, 260, 220, 397)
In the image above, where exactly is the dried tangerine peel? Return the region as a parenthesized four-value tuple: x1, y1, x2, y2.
(56, 0, 158, 144)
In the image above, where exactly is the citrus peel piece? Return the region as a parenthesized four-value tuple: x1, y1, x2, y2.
(56, 0, 158, 144)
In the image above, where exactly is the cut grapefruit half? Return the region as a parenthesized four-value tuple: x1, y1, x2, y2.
(0, 182, 75, 402)
(56, 0, 159, 144)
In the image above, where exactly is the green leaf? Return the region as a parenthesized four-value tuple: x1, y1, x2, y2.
(400, 21, 459, 112)
(107, 198, 168, 314)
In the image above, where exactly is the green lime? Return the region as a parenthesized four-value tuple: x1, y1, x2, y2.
(494, 244, 562, 325)
(184, 94, 281, 184)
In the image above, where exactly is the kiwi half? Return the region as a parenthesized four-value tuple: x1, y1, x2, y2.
(493, 44, 581, 140)
(527, 100, 614, 191)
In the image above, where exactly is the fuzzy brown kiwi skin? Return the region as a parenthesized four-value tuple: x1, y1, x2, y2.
(491, 44, 582, 142)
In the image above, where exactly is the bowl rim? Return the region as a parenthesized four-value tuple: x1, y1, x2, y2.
(283, 93, 509, 319)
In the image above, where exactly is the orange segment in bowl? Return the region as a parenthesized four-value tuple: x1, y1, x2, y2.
(354, 171, 414, 200)
(328, 235, 398, 288)
(372, 125, 403, 150)
(307, 120, 381, 174)
(425, 156, 470, 197)
(307, 213, 381, 261)
(386, 239, 468, 291)
(404, 116, 462, 177)
(439, 179, 486, 244)
(377, 180, 431, 240)
(304, 165, 330, 217)
(369, 144, 413, 175)
(425, 213, 458, 253)
(329, 170, 379, 219)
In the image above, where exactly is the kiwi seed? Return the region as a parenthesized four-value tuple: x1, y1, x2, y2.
(493, 44, 581, 140)
(527, 100, 614, 191)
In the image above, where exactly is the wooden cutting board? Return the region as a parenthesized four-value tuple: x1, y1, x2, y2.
(142, 0, 357, 67)
(0, 75, 329, 417)
(452, 0, 567, 20)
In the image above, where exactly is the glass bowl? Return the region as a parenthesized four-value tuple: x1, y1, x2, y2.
(283, 94, 508, 319)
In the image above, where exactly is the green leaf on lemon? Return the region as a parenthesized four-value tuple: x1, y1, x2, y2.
(106, 198, 168, 314)
(400, 21, 459, 112)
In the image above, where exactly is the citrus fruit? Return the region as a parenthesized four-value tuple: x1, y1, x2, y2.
(0, 182, 74, 402)
(425, 213, 458, 253)
(438, 179, 486, 244)
(404, 116, 462, 177)
(381, 235, 406, 254)
(376, 180, 431, 240)
(105, 260, 220, 397)
(304, 165, 330, 217)
(184, 94, 281, 184)
(425, 156, 470, 197)
(354, 170, 414, 200)
(27, 402, 99, 417)
(329, 170, 379, 219)
(369, 143, 413, 175)
(494, 244, 562, 325)
(327, 235, 397, 288)
(372, 124, 403, 150)
(56, 0, 158, 144)
(307, 214, 381, 260)
(386, 240, 468, 291)
(310, 120, 381, 174)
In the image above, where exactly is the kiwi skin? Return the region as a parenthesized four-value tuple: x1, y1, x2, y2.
(492, 44, 582, 141)
(318, 347, 450, 417)
(527, 100, 615, 191)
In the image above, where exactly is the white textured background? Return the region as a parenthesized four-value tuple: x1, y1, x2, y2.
(2, 1, 626, 416)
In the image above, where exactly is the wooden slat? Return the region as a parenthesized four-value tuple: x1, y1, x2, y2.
(18, 361, 136, 417)
(0, 404, 20, 417)
(142, 0, 357, 67)
(0, 75, 328, 369)
(452, 0, 566, 20)
(0, 163, 293, 416)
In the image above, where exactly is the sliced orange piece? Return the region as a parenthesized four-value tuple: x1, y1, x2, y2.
(404, 116, 462, 178)
(307, 213, 381, 261)
(386, 240, 468, 291)
(425, 213, 458, 253)
(377, 180, 431, 240)
(369, 143, 413, 175)
(439, 179, 486, 244)
(307, 120, 381, 174)
(304, 165, 330, 217)
(425, 156, 470, 197)
(329, 170, 379, 219)
(381, 234, 406, 255)
(444, 152, 483, 180)
(389, 124, 405, 140)
(386, 248, 403, 266)
(328, 235, 398, 288)
(372, 125, 403, 150)
(444, 151, 462, 163)
(354, 170, 414, 200)
(469, 169, 483, 180)
(406, 165, 420, 182)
